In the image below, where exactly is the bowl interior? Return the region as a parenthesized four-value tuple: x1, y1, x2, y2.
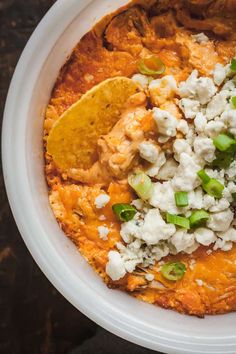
(2, 0, 236, 353)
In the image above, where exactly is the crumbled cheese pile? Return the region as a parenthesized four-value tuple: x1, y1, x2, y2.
(106, 59, 236, 281)
(95, 194, 110, 209)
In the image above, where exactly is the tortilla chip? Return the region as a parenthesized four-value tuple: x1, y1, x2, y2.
(47, 77, 140, 170)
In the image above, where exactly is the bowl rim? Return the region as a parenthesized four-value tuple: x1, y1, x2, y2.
(2, 1, 236, 353)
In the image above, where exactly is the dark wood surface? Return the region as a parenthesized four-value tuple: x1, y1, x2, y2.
(0, 1, 159, 353)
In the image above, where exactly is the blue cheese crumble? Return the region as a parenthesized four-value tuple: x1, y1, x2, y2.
(106, 59, 236, 281)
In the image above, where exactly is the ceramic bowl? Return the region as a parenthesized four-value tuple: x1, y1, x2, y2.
(2, 1, 236, 353)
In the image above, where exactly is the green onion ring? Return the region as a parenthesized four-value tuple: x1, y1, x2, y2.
(161, 262, 186, 281)
(138, 55, 166, 76)
(112, 203, 137, 222)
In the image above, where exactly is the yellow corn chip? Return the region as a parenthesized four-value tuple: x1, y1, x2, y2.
(47, 77, 139, 170)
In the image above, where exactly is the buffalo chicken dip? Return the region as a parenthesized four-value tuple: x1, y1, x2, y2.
(44, 0, 236, 316)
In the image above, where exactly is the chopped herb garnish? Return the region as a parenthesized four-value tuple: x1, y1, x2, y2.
(174, 191, 189, 207)
(166, 213, 190, 229)
(112, 204, 137, 222)
(198, 170, 211, 184)
(161, 262, 186, 281)
(230, 58, 236, 73)
(198, 170, 224, 199)
(138, 55, 166, 76)
(128, 172, 153, 200)
(202, 178, 224, 199)
(189, 210, 209, 228)
(212, 151, 234, 169)
(231, 96, 236, 109)
(213, 134, 236, 152)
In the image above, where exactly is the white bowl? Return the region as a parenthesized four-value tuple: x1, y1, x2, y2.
(2, 1, 236, 353)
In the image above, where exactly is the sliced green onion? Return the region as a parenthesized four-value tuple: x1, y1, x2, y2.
(138, 55, 166, 76)
(212, 151, 234, 169)
(189, 210, 209, 228)
(112, 203, 137, 222)
(202, 178, 224, 199)
(174, 192, 189, 207)
(212, 133, 236, 169)
(213, 134, 236, 152)
(166, 213, 190, 229)
(128, 172, 153, 200)
(231, 96, 236, 109)
(198, 169, 225, 199)
(232, 193, 236, 203)
(197, 170, 210, 184)
(230, 58, 236, 73)
(161, 262, 186, 281)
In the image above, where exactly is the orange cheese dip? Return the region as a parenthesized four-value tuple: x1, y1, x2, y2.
(44, 0, 236, 316)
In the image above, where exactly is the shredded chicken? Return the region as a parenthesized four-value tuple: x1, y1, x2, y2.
(66, 92, 152, 184)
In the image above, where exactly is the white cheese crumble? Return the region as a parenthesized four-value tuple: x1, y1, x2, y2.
(205, 120, 226, 138)
(153, 108, 178, 137)
(193, 137, 216, 163)
(171, 230, 196, 253)
(213, 63, 228, 86)
(157, 135, 170, 144)
(141, 209, 176, 244)
(173, 139, 192, 161)
(105, 60, 236, 281)
(194, 113, 207, 133)
(193, 77, 217, 105)
(172, 153, 201, 192)
(188, 188, 204, 210)
(146, 152, 166, 177)
(145, 274, 155, 282)
(196, 279, 204, 286)
(98, 226, 109, 240)
(221, 109, 236, 138)
(177, 119, 189, 135)
(191, 32, 209, 44)
(156, 158, 178, 181)
(106, 251, 126, 281)
(213, 238, 233, 252)
(202, 195, 215, 210)
(218, 228, 236, 242)
(132, 74, 150, 89)
(179, 98, 200, 119)
(138, 141, 160, 163)
(209, 198, 230, 213)
(207, 209, 234, 232)
(206, 91, 228, 120)
(98, 215, 106, 221)
(95, 194, 110, 209)
(178, 69, 198, 98)
(150, 181, 179, 214)
(179, 70, 217, 105)
(194, 228, 216, 246)
(142, 209, 176, 244)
